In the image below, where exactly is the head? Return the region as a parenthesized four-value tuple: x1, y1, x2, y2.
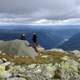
(32, 32, 37, 35)
(21, 33, 26, 36)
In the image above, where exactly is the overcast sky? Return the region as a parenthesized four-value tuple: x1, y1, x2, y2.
(0, 0, 80, 19)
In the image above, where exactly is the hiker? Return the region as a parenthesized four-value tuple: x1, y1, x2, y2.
(19, 33, 26, 40)
(32, 32, 38, 45)
(32, 32, 38, 52)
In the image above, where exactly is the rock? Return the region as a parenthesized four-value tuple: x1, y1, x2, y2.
(0, 71, 12, 78)
(7, 77, 26, 80)
(0, 51, 2, 54)
(0, 65, 5, 73)
(46, 64, 54, 78)
(54, 68, 63, 79)
(61, 56, 70, 61)
(41, 55, 48, 58)
(0, 59, 3, 64)
(61, 59, 79, 72)
(28, 64, 36, 69)
(2, 58, 7, 62)
(37, 46, 45, 52)
(71, 50, 80, 57)
(47, 48, 65, 53)
(0, 40, 38, 58)
(1, 62, 11, 66)
(34, 68, 42, 73)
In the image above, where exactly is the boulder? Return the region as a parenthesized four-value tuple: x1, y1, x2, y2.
(0, 40, 38, 58)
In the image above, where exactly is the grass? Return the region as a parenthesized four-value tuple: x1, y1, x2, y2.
(0, 50, 78, 64)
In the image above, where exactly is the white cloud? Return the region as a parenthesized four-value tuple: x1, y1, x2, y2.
(0, 17, 80, 25)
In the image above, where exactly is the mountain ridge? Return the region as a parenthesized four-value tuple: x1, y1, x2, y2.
(58, 32, 80, 50)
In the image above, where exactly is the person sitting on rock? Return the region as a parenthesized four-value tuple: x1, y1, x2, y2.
(19, 33, 26, 40)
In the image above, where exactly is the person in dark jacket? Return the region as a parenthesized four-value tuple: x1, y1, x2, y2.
(32, 32, 38, 52)
(19, 33, 26, 40)
(32, 32, 38, 45)
(32, 33, 37, 43)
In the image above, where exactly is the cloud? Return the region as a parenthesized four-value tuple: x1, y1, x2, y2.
(0, 0, 79, 19)
(32, 18, 80, 25)
(0, 18, 80, 25)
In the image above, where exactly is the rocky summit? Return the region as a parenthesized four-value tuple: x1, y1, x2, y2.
(0, 54, 80, 80)
(0, 40, 79, 80)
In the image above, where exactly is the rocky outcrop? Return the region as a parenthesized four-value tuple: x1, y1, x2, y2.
(0, 40, 38, 58)
(0, 53, 79, 80)
(0, 40, 79, 80)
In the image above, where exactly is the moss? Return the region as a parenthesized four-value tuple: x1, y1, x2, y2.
(0, 76, 5, 80)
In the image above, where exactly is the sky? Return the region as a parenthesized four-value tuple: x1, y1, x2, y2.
(0, 0, 80, 20)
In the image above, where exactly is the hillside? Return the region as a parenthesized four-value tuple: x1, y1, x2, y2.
(0, 40, 80, 80)
(0, 47, 80, 80)
(58, 32, 80, 50)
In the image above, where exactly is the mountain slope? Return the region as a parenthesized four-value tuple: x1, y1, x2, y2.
(58, 32, 80, 50)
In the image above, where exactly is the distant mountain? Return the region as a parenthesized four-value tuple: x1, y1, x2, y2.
(0, 27, 79, 49)
(58, 32, 80, 50)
